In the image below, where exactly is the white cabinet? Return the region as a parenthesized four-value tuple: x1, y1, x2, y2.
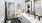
(0, 0, 5, 23)
(0, 16, 5, 23)
(20, 15, 31, 23)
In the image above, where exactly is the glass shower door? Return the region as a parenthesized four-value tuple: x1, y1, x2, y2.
(7, 2, 15, 19)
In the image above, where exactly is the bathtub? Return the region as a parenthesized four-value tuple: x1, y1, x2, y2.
(0, 16, 5, 23)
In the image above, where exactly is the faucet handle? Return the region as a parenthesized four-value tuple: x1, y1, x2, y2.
(34, 15, 40, 21)
(37, 16, 40, 21)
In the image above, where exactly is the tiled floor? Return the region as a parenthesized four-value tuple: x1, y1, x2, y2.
(6, 18, 21, 23)
(7, 20, 11, 23)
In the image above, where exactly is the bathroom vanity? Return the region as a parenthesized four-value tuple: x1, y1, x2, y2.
(19, 13, 42, 23)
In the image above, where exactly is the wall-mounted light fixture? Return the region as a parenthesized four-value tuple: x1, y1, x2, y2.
(25, 0, 30, 2)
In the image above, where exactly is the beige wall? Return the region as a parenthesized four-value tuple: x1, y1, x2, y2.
(5, 0, 25, 15)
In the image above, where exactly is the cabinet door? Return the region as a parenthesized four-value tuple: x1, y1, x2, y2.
(20, 15, 31, 23)
(0, 0, 5, 16)
(20, 16, 27, 23)
(0, 0, 5, 23)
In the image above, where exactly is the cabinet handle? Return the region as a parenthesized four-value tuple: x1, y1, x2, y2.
(20, 17, 22, 20)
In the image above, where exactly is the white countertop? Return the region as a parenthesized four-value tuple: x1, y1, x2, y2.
(20, 13, 42, 23)
(0, 16, 5, 22)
